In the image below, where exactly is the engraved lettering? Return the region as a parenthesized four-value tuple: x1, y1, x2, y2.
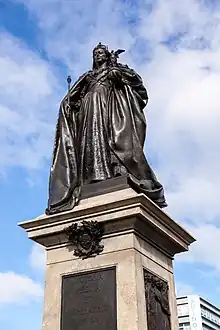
(61, 268, 117, 330)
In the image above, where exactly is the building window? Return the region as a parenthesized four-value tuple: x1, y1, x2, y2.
(179, 323, 191, 330)
(178, 305, 189, 316)
(201, 307, 220, 325)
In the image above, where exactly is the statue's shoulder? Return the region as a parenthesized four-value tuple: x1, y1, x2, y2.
(117, 63, 136, 74)
(117, 63, 129, 70)
(70, 70, 92, 91)
(77, 70, 92, 82)
(118, 63, 141, 78)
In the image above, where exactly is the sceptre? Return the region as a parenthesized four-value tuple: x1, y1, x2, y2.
(67, 75, 72, 106)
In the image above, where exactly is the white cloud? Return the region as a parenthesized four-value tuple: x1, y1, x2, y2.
(139, 0, 212, 45)
(176, 224, 220, 272)
(0, 245, 45, 307)
(12, 0, 137, 75)
(29, 244, 46, 272)
(143, 45, 220, 224)
(0, 32, 61, 173)
(0, 272, 43, 305)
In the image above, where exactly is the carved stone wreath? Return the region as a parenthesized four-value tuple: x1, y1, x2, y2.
(65, 220, 104, 259)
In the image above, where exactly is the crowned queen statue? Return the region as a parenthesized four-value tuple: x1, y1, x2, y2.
(46, 43, 167, 215)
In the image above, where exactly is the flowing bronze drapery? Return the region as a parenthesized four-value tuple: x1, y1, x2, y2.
(46, 64, 167, 215)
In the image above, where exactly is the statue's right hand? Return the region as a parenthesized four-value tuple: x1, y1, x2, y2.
(74, 100, 81, 111)
(64, 100, 71, 117)
(85, 71, 93, 84)
(63, 98, 81, 114)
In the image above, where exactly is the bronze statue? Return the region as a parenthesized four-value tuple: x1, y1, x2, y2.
(46, 43, 167, 215)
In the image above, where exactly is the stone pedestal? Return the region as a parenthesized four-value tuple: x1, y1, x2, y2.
(19, 185, 195, 330)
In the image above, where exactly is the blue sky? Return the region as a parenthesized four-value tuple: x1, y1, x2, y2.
(0, 0, 220, 328)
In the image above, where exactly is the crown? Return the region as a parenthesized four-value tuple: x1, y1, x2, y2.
(93, 42, 109, 53)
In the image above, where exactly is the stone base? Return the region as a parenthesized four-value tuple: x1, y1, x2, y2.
(19, 187, 195, 330)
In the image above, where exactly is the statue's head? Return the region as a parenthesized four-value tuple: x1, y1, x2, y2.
(92, 42, 111, 69)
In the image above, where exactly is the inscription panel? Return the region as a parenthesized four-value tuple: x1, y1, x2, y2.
(61, 267, 117, 330)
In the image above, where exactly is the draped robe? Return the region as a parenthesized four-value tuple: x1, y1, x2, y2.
(46, 64, 167, 215)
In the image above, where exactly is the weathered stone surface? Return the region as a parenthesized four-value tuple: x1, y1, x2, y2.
(19, 188, 195, 257)
(18, 187, 195, 330)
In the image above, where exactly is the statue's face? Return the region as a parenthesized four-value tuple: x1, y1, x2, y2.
(93, 47, 107, 65)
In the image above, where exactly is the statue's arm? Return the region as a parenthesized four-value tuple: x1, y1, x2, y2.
(109, 64, 148, 104)
(122, 67, 148, 99)
(61, 72, 90, 110)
